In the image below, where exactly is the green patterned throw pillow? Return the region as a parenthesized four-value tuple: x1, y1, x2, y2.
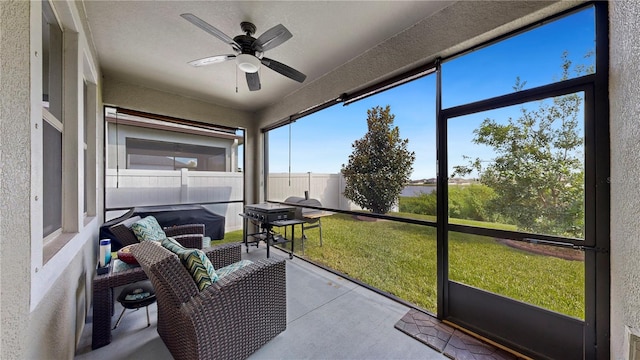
(131, 216, 166, 242)
(215, 260, 253, 279)
(161, 237, 218, 290)
(161, 236, 185, 253)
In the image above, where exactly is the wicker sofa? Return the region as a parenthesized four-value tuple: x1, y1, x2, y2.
(110, 215, 205, 249)
(131, 241, 287, 360)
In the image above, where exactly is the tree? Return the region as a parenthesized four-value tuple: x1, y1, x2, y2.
(453, 53, 590, 238)
(341, 105, 415, 214)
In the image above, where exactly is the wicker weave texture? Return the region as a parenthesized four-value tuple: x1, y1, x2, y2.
(109, 220, 141, 247)
(110, 220, 205, 249)
(166, 224, 205, 249)
(91, 242, 243, 350)
(92, 265, 148, 349)
(132, 241, 286, 360)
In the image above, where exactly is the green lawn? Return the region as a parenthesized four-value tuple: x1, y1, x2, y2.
(223, 213, 585, 319)
(215, 230, 244, 244)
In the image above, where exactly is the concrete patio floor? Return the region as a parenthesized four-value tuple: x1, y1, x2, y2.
(75, 245, 447, 360)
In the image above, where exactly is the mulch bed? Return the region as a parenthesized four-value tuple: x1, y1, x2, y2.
(496, 238, 584, 261)
(353, 215, 380, 222)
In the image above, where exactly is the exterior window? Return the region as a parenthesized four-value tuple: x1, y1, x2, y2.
(42, 0, 63, 238)
(42, 120, 62, 237)
(104, 107, 245, 220)
(42, 0, 62, 119)
(126, 138, 226, 171)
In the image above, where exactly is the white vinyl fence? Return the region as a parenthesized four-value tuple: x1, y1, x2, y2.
(105, 168, 244, 231)
(267, 173, 362, 211)
(106, 170, 365, 233)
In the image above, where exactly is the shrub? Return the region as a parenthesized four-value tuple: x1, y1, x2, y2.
(448, 184, 497, 221)
(399, 184, 496, 222)
(399, 191, 437, 215)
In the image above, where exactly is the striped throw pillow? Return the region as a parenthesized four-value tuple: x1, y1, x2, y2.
(131, 216, 166, 242)
(161, 237, 218, 290)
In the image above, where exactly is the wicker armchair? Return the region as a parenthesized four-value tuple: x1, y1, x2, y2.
(109, 215, 205, 249)
(131, 241, 287, 360)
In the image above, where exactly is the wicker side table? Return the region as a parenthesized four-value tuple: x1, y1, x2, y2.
(92, 263, 148, 349)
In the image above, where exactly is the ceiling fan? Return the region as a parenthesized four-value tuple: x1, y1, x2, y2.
(181, 13, 307, 91)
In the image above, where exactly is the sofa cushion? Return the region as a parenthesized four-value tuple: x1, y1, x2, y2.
(215, 260, 254, 279)
(131, 216, 166, 242)
(161, 237, 218, 290)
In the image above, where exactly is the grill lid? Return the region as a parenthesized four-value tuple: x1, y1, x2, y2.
(284, 196, 323, 221)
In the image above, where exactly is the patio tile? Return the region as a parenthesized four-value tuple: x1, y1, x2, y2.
(250, 285, 447, 360)
(245, 247, 357, 322)
(394, 308, 455, 352)
(443, 330, 518, 360)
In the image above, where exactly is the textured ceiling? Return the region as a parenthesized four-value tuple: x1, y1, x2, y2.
(82, 1, 454, 112)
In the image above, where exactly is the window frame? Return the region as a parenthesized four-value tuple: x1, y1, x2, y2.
(41, 0, 64, 242)
(103, 106, 247, 220)
(124, 137, 227, 172)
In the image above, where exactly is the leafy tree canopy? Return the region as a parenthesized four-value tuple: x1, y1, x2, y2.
(341, 105, 415, 214)
(453, 52, 591, 238)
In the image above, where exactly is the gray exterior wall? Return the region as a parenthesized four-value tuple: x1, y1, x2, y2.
(1, 1, 32, 358)
(1, 1, 104, 358)
(610, 1, 640, 358)
(102, 76, 254, 130)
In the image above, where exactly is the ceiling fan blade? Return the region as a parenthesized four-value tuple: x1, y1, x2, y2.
(246, 72, 261, 91)
(181, 13, 241, 52)
(261, 57, 307, 83)
(188, 54, 236, 67)
(252, 24, 293, 52)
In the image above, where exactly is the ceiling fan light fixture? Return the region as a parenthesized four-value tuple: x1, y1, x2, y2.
(236, 54, 261, 73)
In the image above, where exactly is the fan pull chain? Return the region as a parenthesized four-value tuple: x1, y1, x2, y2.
(235, 67, 238, 93)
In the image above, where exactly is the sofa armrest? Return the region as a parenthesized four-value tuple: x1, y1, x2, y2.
(164, 224, 205, 237)
(171, 234, 204, 249)
(204, 242, 242, 269)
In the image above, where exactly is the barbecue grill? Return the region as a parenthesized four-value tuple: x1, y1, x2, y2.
(284, 196, 332, 251)
(241, 203, 299, 258)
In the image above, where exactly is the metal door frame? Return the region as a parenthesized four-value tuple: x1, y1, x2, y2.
(435, 4, 609, 357)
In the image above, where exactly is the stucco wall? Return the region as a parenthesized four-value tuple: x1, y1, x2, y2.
(26, 236, 98, 359)
(0, 1, 33, 358)
(2, 1, 106, 358)
(102, 77, 254, 130)
(610, 1, 640, 359)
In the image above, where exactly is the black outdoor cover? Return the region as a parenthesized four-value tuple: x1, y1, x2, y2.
(100, 204, 225, 250)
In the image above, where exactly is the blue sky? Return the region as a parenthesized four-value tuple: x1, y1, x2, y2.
(267, 6, 595, 180)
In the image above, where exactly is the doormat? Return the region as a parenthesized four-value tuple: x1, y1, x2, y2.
(394, 309, 521, 359)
